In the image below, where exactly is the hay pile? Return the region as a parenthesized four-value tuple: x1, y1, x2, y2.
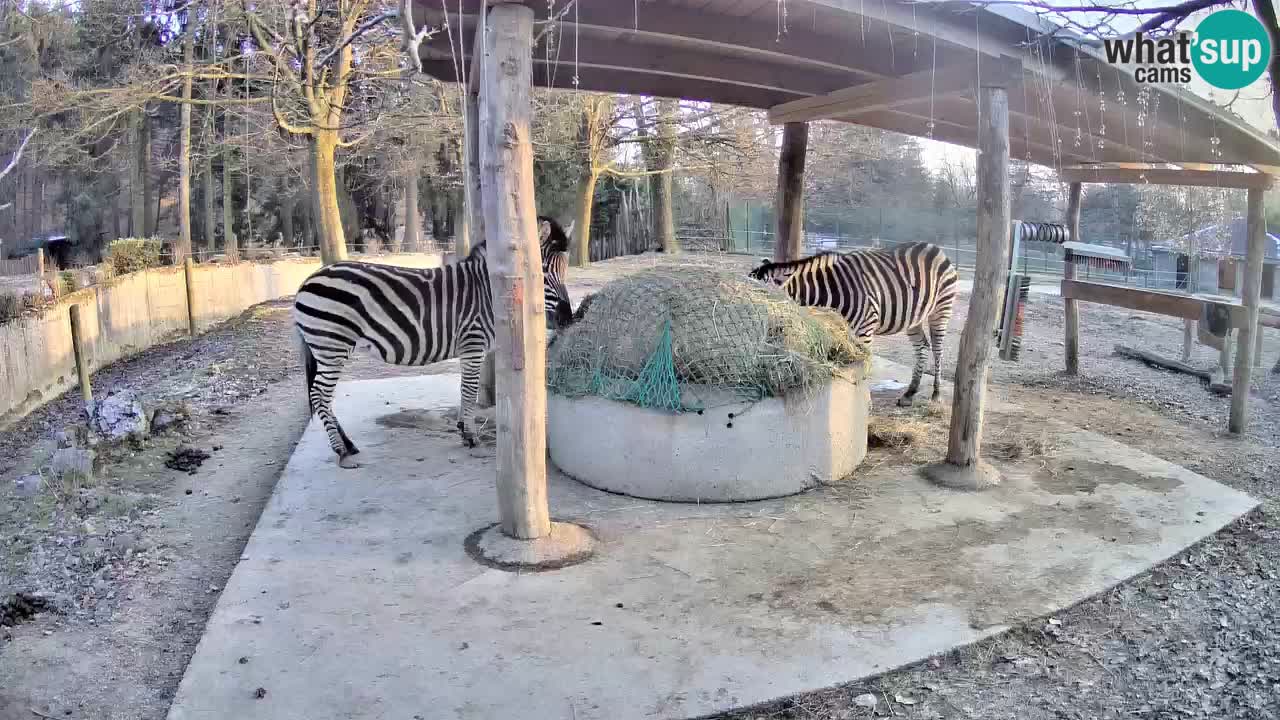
(547, 265, 869, 413)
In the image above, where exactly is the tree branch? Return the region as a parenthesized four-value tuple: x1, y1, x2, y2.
(0, 129, 35, 183)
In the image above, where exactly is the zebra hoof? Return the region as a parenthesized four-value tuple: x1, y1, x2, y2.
(338, 454, 361, 469)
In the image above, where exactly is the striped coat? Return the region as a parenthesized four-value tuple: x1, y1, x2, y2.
(293, 217, 574, 467)
(749, 242, 958, 406)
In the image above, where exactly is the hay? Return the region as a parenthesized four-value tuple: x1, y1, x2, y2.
(547, 264, 868, 413)
(867, 416, 928, 449)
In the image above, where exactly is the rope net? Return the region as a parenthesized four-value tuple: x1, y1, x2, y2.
(547, 264, 869, 413)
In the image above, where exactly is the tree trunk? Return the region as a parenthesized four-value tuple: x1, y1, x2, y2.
(311, 131, 348, 265)
(130, 111, 147, 237)
(280, 193, 295, 249)
(203, 149, 216, 252)
(143, 112, 156, 237)
(572, 169, 599, 266)
(222, 147, 237, 261)
(653, 98, 679, 254)
(774, 121, 809, 263)
(175, 25, 194, 263)
(1230, 188, 1266, 433)
(402, 173, 419, 252)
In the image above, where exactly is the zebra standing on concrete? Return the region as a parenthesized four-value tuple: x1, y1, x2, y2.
(294, 217, 576, 467)
(749, 242, 958, 407)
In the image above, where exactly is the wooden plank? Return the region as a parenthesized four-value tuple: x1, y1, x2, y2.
(478, 2, 551, 540)
(1061, 166, 1275, 190)
(773, 121, 808, 262)
(767, 60, 1016, 124)
(1061, 279, 1205, 320)
(1230, 187, 1265, 433)
(1063, 182, 1082, 375)
(944, 85, 1009, 471)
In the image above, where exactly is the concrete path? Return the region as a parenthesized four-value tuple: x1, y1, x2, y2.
(167, 367, 1257, 720)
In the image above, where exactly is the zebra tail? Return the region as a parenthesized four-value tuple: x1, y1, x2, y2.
(298, 328, 317, 413)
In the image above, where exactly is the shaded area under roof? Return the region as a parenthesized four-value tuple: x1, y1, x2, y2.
(411, 0, 1280, 178)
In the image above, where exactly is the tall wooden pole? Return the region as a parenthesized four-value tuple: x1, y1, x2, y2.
(465, 13, 494, 405)
(1063, 181, 1082, 374)
(69, 304, 93, 414)
(479, 2, 551, 540)
(773, 121, 808, 263)
(184, 257, 197, 336)
(1229, 187, 1265, 433)
(926, 84, 1009, 490)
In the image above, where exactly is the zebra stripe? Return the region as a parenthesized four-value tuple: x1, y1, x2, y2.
(749, 242, 958, 407)
(294, 216, 574, 467)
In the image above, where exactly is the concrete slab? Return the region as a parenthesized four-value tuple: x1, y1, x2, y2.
(168, 372, 1258, 720)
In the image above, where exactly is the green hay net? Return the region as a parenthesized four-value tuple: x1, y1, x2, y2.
(547, 264, 870, 413)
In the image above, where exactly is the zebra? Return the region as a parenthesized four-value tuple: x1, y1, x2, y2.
(293, 216, 576, 467)
(748, 242, 958, 407)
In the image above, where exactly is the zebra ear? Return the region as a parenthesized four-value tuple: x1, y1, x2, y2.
(564, 220, 575, 240)
(539, 219, 551, 243)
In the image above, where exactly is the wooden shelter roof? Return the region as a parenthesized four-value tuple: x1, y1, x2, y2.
(413, 0, 1280, 181)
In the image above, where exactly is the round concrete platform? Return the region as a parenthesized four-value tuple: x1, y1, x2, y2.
(547, 368, 870, 503)
(463, 521, 598, 572)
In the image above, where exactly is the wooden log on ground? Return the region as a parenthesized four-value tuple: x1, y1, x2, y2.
(479, 2, 551, 540)
(1113, 344, 1219, 385)
(773, 121, 808, 263)
(1063, 182, 1082, 374)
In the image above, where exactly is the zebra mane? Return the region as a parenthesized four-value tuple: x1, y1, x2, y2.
(754, 251, 841, 277)
(538, 215, 571, 254)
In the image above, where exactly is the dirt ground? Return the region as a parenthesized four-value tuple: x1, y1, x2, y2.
(2, 251, 1279, 720)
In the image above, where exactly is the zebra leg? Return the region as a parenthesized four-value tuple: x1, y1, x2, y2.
(898, 325, 929, 407)
(928, 318, 947, 402)
(308, 360, 361, 468)
(456, 350, 484, 448)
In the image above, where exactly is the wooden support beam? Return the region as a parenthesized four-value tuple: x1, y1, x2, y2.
(773, 122, 808, 263)
(1063, 182, 1082, 375)
(458, 14, 484, 258)
(68, 304, 94, 415)
(1061, 166, 1275, 190)
(1061, 279, 1206, 319)
(929, 83, 1010, 491)
(478, 2, 551, 540)
(769, 57, 1022, 125)
(1230, 187, 1266, 434)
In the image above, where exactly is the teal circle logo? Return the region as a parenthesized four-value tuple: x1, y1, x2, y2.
(1192, 9, 1272, 90)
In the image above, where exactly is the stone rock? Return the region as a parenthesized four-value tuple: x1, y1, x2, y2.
(150, 403, 190, 434)
(52, 448, 96, 485)
(91, 391, 149, 441)
(14, 474, 43, 498)
(853, 693, 878, 708)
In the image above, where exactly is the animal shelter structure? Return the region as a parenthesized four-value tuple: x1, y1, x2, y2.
(406, 0, 1280, 540)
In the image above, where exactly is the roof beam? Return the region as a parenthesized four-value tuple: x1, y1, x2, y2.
(767, 57, 1022, 125)
(1060, 166, 1276, 189)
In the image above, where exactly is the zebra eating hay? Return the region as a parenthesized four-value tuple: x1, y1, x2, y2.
(749, 242, 958, 407)
(294, 216, 575, 468)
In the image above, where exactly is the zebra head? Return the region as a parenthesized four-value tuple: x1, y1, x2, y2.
(748, 258, 800, 287)
(537, 216, 575, 329)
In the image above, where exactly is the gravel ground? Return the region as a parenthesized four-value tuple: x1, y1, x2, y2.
(2, 250, 1279, 719)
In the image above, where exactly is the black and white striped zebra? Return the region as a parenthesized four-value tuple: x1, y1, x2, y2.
(293, 216, 575, 467)
(749, 242, 958, 407)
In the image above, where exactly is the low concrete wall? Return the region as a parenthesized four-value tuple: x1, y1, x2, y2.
(546, 364, 870, 503)
(0, 253, 444, 428)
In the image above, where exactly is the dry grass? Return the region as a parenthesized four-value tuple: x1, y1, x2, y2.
(985, 426, 1056, 462)
(867, 415, 929, 449)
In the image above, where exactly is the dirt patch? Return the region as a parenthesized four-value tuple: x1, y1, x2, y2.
(1034, 460, 1184, 496)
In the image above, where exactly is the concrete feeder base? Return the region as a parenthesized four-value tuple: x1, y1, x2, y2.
(547, 364, 870, 502)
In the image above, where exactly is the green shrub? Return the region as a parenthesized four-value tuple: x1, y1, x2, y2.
(58, 270, 81, 296)
(106, 238, 163, 275)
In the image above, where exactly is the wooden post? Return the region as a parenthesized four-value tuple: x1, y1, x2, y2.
(478, 352, 496, 408)
(926, 84, 1010, 491)
(1254, 327, 1264, 367)
(479, 2, 551, 540)
(773, 121, 808, 263)
(1063, 182, 1082, 374)
(1229, 187, 1265, 433)
(183, 257, 196, 337)
(69, 304, 93, 413)
(1182, 319, 1194, 362)
(458, 15, 485, 259)
(36, 247, 45, 297)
